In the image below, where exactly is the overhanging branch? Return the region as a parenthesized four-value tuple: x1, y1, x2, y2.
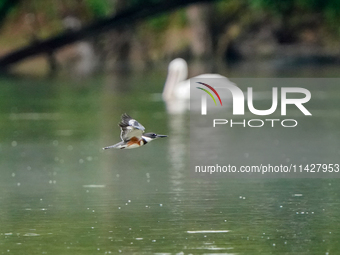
(0, 0, 215, 69)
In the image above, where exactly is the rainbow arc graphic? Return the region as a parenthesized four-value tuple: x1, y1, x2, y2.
(196, 82, 222, 106)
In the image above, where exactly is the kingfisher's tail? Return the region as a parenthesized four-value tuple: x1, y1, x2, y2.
(102, 141, 125, 150)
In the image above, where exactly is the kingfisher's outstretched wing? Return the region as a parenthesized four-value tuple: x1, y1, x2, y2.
(119, 113, 145, 141)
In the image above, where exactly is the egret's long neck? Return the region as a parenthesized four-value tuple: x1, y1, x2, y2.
(163, 70, 179, 101)
(162, 60, 188, 101)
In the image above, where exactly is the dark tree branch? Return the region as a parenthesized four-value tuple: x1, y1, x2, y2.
(0, 0, 215, 70)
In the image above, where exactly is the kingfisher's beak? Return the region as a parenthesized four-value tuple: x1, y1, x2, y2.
(157, 134, 167, 138)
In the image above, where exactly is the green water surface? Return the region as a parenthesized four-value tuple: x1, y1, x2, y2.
(0, 65, 339, 255)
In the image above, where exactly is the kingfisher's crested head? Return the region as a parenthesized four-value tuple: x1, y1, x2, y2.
(142, 133, 167, 142)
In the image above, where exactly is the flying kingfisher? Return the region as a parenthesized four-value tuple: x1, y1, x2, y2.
(103, 114, 167, 150)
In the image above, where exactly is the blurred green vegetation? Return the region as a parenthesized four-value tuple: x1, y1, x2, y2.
(0, 0, 340, 29)
(83, 0, 112, 17)
(1, 0, 340, 34)
(0, 0, 340, 71)
(249, 0, 340, 31)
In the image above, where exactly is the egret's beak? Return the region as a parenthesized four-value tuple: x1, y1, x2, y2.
(157, 134, 168, 138)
